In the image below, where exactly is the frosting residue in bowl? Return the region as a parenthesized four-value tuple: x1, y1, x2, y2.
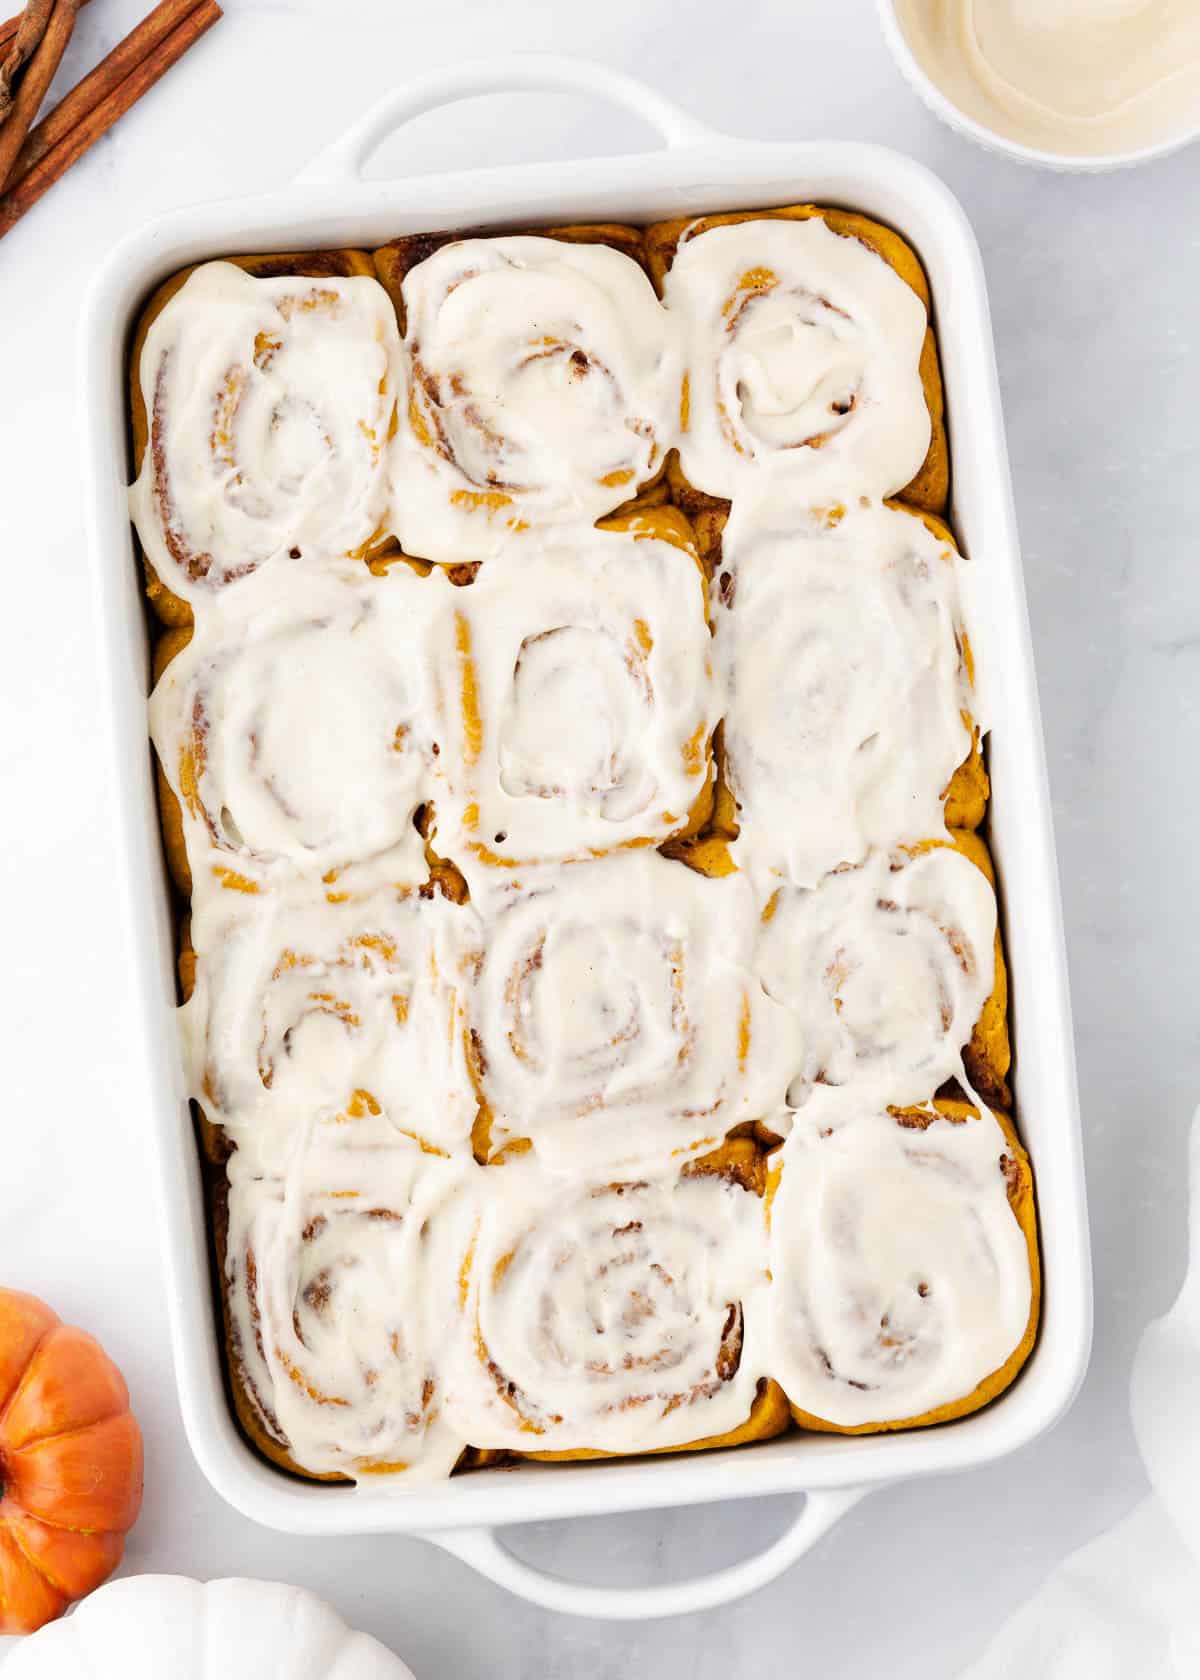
(894, 0, 1200, 157)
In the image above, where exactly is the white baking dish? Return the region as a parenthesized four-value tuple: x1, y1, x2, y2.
(80, 54, 1092, 1622)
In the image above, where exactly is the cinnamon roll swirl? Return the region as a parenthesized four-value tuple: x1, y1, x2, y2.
(758, 831, 1009, 1111)
(389, 235, 682, 562)
(426, 509, 716, 885)
(715, 497, 977, 888)
(180, 885, 480, 1161)
(767, 1098, 1038, 1431)
(129, 258, 402, 616)
(647, 206, 945, 510)
(442, 1148, 777, 1455)
(223, 1136, 468, 1481)
(372, 222, 650, 325)
(465, 849, 789, 1174)
(149, 568, 447, 894)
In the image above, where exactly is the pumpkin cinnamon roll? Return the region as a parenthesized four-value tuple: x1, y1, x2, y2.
(224, 1136, 469, 1481)
(465, 849, 789, 1174)
(646, 206, 946, 511)
(442, 1146, 781, 1456)
(767, 1097, 1038, 1432)
(372, 222, 650, 324)
(180, 884, 480, 1159)
(129, 257, 402, 620)
(758, 830, 1009, 1112)
(426, 509, 716, 887)
(714, 496, 979, 888)
(148, 568, 447, 895)
(387, 234, 682, 562)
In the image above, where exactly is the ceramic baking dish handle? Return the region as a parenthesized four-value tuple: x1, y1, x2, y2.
(424, 1486, 865, 1621)
(296, 54, 718, 186)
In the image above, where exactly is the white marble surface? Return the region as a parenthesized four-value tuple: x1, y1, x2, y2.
(1, 0, 1197, 1672)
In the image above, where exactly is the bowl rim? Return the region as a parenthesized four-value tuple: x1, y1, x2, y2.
(876, 0, 1200, 173)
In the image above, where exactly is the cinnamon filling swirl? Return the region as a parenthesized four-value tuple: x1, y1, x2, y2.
(767, 1103, 1035, 1430)
(714, 497, 974, 888)
(149, 568, 447, 892)
(757, 842, 998, 1109)
(391, 237, 682, 562)
(225, 1138, 469, 1480)
(130, 263, 401, 601)
(462, 851, 788, 1174)
(663, 216, 931, 500)
(442, 1163, 769, 1454)
(181, 885, 479, 1160)
(425, 520, 716, 887)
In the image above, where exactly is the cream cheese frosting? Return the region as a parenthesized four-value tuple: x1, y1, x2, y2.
(440, 1157, 770, 1454)
(181, 883, 480, 1162)
(767, 1104, 1033, 1427)
(715, 494, 972, 889)
(464, 849, 790, 1174)
(391, 236, 682, 563)
(663, 216, 930, 501)
(757, 843, 997, 1110)
(149, 566, 449, 893)
(894, 0, 1200, 159)
(130, 263, 401, 601)
(225, 1134, 469, 1480)
(425, 524, 716, 888)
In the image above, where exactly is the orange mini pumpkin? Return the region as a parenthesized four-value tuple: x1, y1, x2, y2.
(0, 1289, 144, 1634)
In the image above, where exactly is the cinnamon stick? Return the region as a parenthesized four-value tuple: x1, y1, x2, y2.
(10, 0, 207, 185)
(0, 0, 77, 183)
(0, 0, 88, 58)
(0, 0, 55, 120)
(0, 0, 219, 239)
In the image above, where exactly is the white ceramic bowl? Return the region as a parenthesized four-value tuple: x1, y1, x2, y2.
(877, 0, 1200, 173)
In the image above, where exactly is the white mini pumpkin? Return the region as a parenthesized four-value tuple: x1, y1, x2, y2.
(2, 1575, 417, 1679)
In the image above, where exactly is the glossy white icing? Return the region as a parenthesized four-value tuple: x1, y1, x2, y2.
(767, 1103, 1032, 1427)
(441, 1157, 770, 1453)
(425, 523, 716, 888)
(664, 215, 929, 500)
(391, 236, 682, 562)
(130, 262, 400, 601)
(757, 841, 996, 1109)
(714, 494, 972, 888)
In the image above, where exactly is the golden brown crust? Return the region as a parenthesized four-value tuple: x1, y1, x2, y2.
(682, 1134, 767, 1197)
(128, 249, 376, 627)
(663, 451, 729, 572)
(610, 456, 671, 518)
(525, 1378, 792, 1463)
(645, 204, 949, 514)
(943, 732, 990, 831)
